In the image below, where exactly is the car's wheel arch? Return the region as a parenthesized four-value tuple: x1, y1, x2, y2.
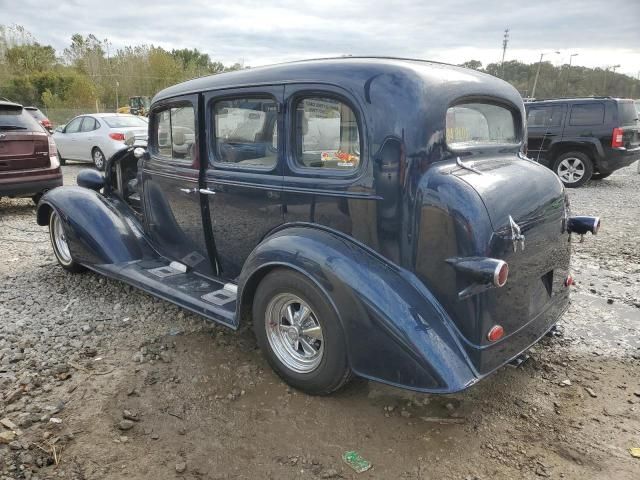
(236, 224, 477, 393)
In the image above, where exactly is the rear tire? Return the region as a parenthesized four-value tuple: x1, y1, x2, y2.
(590, 172, 612, 180)
(552, 151, 593, 188)
(92, 147, 106, 171)
(49, 210, 85, 273)
(252, 269, 351, 395)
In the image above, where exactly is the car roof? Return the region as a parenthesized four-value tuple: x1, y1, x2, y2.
(152, 56, 507, 105)
(526, 97, 627, 105)
(0, 100, 23, 109)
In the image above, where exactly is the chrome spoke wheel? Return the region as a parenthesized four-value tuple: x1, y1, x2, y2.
(557, 157, 585, 184)
(265, 293, 324, 373)
(52, 213, 72, 264)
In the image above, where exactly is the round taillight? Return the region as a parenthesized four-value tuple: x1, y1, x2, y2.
(487, 325, 504, 342)
(493, 261, 509, 287)
(565, 275, 574, 287)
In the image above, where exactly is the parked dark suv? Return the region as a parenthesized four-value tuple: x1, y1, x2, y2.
(525, 97, 640, 187)
(0, 101, 62, 203)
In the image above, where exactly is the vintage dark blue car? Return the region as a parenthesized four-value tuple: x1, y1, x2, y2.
(36, 58, 599, 395)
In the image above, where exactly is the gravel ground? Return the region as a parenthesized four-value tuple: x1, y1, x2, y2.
(1, 162, 639, 480)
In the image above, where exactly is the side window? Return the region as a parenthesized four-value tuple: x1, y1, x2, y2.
(569, 103, 604, 126)
(153, 105, 196, 160)
(527, 106, 562, 128)
(65, 117, 83, 133)
(213, 97, 278, 168)
(80, 117, 96, 132)
(294, 97, 360, 171)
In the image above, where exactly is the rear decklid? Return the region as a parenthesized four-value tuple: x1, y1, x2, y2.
(0, 103, 51, 171)
(452, 155, 570, 373)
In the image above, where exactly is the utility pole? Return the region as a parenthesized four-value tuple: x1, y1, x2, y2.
(603, 64, 620, 95)
(564, 53, 578, 96)
(531, 53, 545, 99)
(500, 28, 509, 78)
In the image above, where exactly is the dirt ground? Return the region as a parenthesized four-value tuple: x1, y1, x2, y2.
(1, 162, 639, 480)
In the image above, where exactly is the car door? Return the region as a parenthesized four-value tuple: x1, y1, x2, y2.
(203, 86, 285, 281)
(280, 85, 382, 256)
(56, 116, 84, 159)
(141, 94, 216, 277)
(76, 116, 99, 161)
(526, 104, 565, 163)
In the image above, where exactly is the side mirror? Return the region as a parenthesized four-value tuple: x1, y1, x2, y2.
(77, 169, 105, 191)
(133, 147, 147, 159)
(55, 126, 64, 133)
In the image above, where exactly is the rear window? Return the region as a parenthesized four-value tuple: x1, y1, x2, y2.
(446, 102, 518, 147)
(569, 103, 604, 126)
(618, 101, 639, 126)
(102, 115, 148, 128)
(0, 105, 45, 131)
(25, 107, 47, 121)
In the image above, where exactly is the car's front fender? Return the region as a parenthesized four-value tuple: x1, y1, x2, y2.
(36, 186, 155, 266)
(238, 225, 477, 393)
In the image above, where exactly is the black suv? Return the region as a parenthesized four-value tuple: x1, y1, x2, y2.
(525, 97, 640, 187)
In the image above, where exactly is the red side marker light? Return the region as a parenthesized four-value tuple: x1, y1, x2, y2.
(565, 275, 574, 287)
(487, 325, 504, 342)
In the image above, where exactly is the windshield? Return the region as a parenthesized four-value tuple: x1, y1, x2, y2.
(446, 102, 518, 147)
(0, 106, 45, 131)
(102, 115, 148, 128)
(618, 101, 639, 126)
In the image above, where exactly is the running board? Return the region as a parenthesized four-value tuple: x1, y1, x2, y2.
(94, 260, 239, 328)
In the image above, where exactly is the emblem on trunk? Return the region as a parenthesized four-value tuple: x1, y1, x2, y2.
(509, 215, 526, 252)
(0, 133, 6, 139)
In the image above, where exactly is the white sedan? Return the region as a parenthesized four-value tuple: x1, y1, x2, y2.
(54, 113, 148, 170)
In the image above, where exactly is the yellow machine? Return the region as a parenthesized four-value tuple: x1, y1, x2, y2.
(117, 96, 151, 116)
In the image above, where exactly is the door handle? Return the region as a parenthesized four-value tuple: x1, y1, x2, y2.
(199, 188, 216, 195)
(179, 188, 198, 194)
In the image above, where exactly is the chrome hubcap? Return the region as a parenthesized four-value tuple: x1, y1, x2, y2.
(52, 213, 71, 264)
(265, 293, 324, 373)
(558, 157, 585, 184)
(94, 150, 104, 168)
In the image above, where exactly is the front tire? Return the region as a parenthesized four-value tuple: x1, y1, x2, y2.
(253, 269, 351, 395)
(92, 147, 106, 171)
(49, 210, 85, 273)
(552, 151, 593, 188)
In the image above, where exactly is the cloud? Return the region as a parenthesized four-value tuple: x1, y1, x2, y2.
(1, 0, 639, 74)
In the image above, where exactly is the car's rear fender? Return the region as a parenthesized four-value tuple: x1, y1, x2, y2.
(36, 186, 155, 266)
(238, 224, 477, 393)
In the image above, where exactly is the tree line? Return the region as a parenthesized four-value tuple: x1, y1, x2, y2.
(0, 24, 243, 116)
(460, 59, 639, 99)
(1, 24, 638, 120)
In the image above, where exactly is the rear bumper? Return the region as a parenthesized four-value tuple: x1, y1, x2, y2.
(597, 147, 640, 174)
(465, 290, 570, 376)
(0, 169, 63, 197)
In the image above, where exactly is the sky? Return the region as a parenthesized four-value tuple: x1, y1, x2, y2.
(2, 0, 639, 75)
